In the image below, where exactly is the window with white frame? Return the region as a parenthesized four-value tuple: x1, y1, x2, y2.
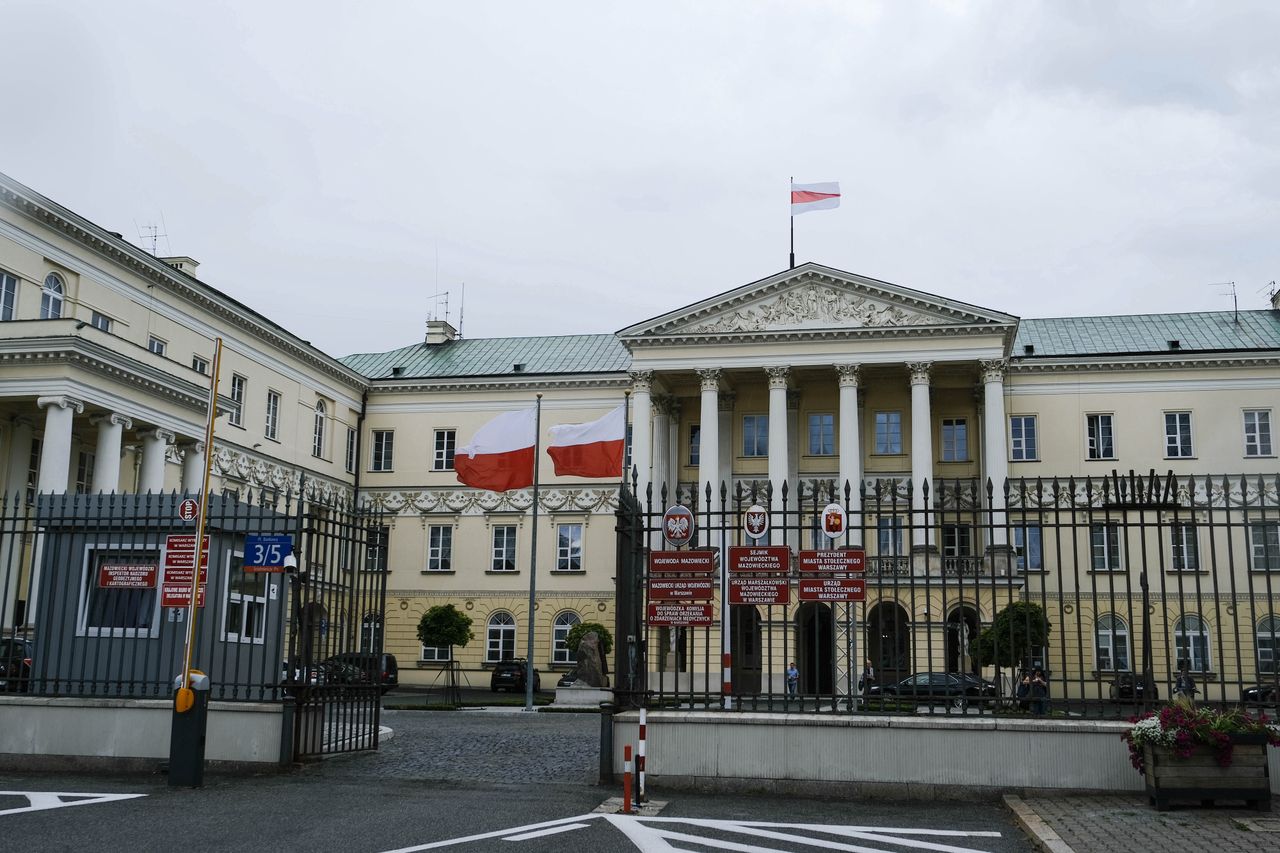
(312, 400, 327, 458)
(941, 418, 968, 462)
(741, 414, 768, 457)
(874, 411, 902, 454)
(90, 311, 111, 332)
(1090, 522, 1122, 571)
(1258, 616, 1280, 675)
(1171, 523, 1200, 572)
(223, 551, 267, 644)
(1087, 414, 1115, 460)
(370, 430, 394, 472)
(40, 272, 63, 319)
(0, 268, 16, 321)
(1174, 614, 1211, 672)
(556, 523, 583, 571)
(941, 525, 973, 557)
(491, 525, 517, 571)
(433, 429, 456, 471)
(877, 516, 903, 556)
(191, 355, 209, 375)
(25, 438, 40, 505)
(148, 336, 167, 356)
(265, 390, 280, 440)
(228, 375, 246, 427)
(79, 545, 160, 638)
(1010, 415, 1038, 461)
(421, 643, 452, 663)
(345, 427, 357, 473)
(688, 424, 700, 465)
(1250, 523, 1280, 571)
(1013, 524, 1043, 571)
(486, 611, 517, 662)
(1164, 411, 1193, 458)
(365, 525, 389, 572)
(426, 525, 453, 572)
(552, 611, 581, 665)
(808, 413, 834, 456)
(1244, 410, 1273, 457)
(360, 613, 383, 653)
(1095, 614, 1130, 671)
(75, 450, 95, 495)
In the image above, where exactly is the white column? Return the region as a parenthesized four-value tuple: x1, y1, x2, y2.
(137, 428, 175, 494)
(666, 401, 680, 501)
(180, 440, 206, 495)
(717, 394, 734, 507)
(651, 396, 673, 502)
(36, 396, 83, 495)
(696, 368, 721, 510)
(981, 359, 1010, 549)
(765, 368, 790, 515)
(2, 417, 34, 502)
(837, 364, 862, 542)
(629, 371, 654, 502)
(787, 390, 800, 493)
(90, 413, 132, 494)
(906, 362, 934, 551)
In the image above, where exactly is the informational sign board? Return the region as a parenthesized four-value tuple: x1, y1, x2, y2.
(661, 505, 696, 547)
(162, 534, 209, 608)
(97, 563, 158, 589)
(648, 577, 715, 601)
(798, 577, 866, 602)
(727, 545, 790, 573)
(646, 602, 715, 627)
(728, 577, 790, 605)
(797, 548, 865, 573)
(648, 551, 717, 574)
(243, 534, 293, 573)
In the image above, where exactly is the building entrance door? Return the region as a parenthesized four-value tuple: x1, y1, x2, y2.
(866, 601, 911, 685)
(796, 602, 834, 694)
(730, 605, 762, 694)
(946, 606, 980, 675)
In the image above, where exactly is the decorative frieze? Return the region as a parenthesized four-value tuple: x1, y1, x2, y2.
(362, 487, 621, 517)
(691, 283, 925, 333)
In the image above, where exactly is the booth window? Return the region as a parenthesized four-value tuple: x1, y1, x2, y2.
(79, 546, 160, 638)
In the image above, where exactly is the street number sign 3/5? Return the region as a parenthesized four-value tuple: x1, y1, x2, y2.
(243, 534, 293, 572)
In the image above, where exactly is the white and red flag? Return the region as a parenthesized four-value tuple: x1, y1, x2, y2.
(791, 181, 840, 215)
(547, 404, 626, 478)
(454, 407, 537, 492)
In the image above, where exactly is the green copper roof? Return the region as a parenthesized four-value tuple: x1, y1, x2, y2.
(340, 334, 631, 380)
(1013, 310, 1280, 358)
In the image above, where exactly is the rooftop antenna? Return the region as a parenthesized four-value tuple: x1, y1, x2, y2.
(1208, 281, 1237, 324)
(458, 282, 465, 339)
(138, 223, 167, 256)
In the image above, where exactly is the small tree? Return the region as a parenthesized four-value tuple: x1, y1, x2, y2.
(565, 621, 613, 657)
(417, 604, 473, 703)
(971, 601, 1051, 669)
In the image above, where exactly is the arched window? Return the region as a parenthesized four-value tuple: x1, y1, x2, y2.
(1174, 614, 1211, 673)
(312, 400, 327, 458)
(1095, 614, 1130, 671)
(486, 611, 516, 663)
(1258, 616, 1280, 675)
(40, 272, 64, 319)
(552, 611, 581, 665)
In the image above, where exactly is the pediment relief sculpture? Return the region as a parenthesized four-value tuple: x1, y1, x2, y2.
(689, 283, 928, 333)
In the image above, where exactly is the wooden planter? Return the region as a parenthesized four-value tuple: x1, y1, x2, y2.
(1144, 733, 1271, 811)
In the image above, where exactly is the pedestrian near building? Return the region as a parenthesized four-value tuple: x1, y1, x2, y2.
(786, 662, 799, 696)
(858, 658, 876, 697)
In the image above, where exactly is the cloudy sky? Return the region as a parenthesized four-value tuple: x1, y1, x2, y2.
(3, 1, 1277, 357)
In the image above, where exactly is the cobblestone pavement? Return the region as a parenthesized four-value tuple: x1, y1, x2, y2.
(1008, 794, 1280, 853)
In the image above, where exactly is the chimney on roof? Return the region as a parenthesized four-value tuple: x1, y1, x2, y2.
(160, 256, 199, 279)
(425, 319, 458, 345)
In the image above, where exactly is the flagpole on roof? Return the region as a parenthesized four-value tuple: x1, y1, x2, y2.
(524, 394, 542, 712)
(789, 175, 795, 269)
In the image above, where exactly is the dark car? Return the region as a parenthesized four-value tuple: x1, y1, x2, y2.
(326, 652, 399, 693)
(1243, 683, 1279, 705)
(490, 658, 540, 693)
(1108, 672, 1159, 702)
(866, 672, 997, 709)
(0, 637, 32, 693)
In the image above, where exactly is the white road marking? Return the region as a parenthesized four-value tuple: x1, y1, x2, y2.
(503, 822, 590, 841)
(0, 791, 146, 817)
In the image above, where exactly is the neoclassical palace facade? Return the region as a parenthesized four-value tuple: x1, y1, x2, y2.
(1, 170, 1277, 695)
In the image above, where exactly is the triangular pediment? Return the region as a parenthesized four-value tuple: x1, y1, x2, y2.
(618, 263, 1018, 340)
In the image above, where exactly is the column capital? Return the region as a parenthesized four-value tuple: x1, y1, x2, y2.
(652, 394, 680, 417)
(177, 439, 206, 454)
(764, 366, 791, 390)
(36, 395, 84, 415)
(835, 364, 862, 388)
(629, 370, 655, 393)
(90, 412, 133, 430)
(979, 358, 1008, 384)
(906, 361, 932, 387)
(717, 392, 737, 413)
(695, 368, 722, 392)
(138, 428, 176, 444)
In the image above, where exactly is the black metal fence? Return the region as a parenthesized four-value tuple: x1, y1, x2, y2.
(615, 470, 1280, 719)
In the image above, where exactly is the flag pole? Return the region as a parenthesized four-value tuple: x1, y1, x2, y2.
(789, 175, 795, 269)
(622, 391, 632, 493)
(524, 393, 543, 712)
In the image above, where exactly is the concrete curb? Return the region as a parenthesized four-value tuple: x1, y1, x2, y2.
(1003, 794, 1076, 853)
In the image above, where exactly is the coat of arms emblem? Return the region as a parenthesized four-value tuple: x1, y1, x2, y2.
(662, 505, 696, 547)
(743, 505, 769, 540)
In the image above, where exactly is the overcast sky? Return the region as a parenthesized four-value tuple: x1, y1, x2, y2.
(4, 1, 1277, 358)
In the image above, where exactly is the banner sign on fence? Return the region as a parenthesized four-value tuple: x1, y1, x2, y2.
(728, 577, 790, 605)
(798, 548, 865, 573)
(648, 577, 715, 601)
(798, 577, 865, 601)
(647, 602, 715, 627)
(243, 534, 293, 572)
(97, 563, 158, 589)
(727, 545, 791, 573)
(162, 534, 209, 607)
(648, 550, 717, 574)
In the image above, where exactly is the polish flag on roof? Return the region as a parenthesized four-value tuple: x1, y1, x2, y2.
(547, 404, 626, 479)
(791, 181, 841, 215)
(454, 408, 537, 492)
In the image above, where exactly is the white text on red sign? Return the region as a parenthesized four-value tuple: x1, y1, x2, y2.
(648, 551, 717, 574)
(648, 578, 715, 601)
(727, 545, 791, 573)
(646, 602, 715, 627)
(797, 548, 865, 573)
(97, 564, 158, 589)
(728, 577, 790, 605)
(797, 577, 866, 601)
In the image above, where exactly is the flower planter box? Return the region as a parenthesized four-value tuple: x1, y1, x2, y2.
(1143, 733, 1271, 811)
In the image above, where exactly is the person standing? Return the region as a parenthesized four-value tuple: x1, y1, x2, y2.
(786, 662, 799, 696)
(858, 658, 876, 697)
(1029, 668, 1049, 715)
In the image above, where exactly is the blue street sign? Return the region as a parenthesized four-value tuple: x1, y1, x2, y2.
(243, 534, 293, 571)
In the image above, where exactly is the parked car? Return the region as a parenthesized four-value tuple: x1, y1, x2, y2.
(326, 652, 399, 693)
(1108, 672, 1159, 702)
(490, 658, 541, 693)
(0, 637, 33, 693)
(1243, 683, 1279, 704)
(865, 672, 997, 708)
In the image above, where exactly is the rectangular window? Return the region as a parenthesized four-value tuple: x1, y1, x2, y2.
(941, 418, 968, 462)
(427, 525, 453, 572)
(191, 355, 209, 375)
(370, 430, 394, 472)
(345, 427, 357, 474)
(1250, 524, 1280, 572)
(365, 525, 389, 572)
(877, 517, 903, 556)
(1091, 522, 1122, 571)
(941, 525, 973, 557)
(1010, 415, 1038, 461)
(491, 525, 517, 571)
(1087, 414, 1115, 460)
(223, 552, 267, 644)
(148, 336, 167, 356)
(689, 424, 700, 465)
(556, 523, 583, 571)
(1164, 411, 1193, 458)
(75, 450, 95, 495)
(741, 414, 768, 457)
(1171, 523, 1200, 572)
(79, 546, 160, 638)
(228, 375, 246, 427)
(1013, 524, 1043, 571)
(90, 311, 111, 332)
(433, 429, 456, 471)
(264, 391, 280, 440)
(421, 644, 452, 662)
(874, 411, 902, 454)
(0, 269, 16, 321)
(26, 438, 40, 505)
(1244, 410, 1273, 457)
(808, 413, 834, 456)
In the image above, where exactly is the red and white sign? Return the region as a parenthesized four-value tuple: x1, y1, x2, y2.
(742, 505, 769, 540)
(648, 578, 715, 601)
(162, 534, 209, 608)
(820, 502, 846, 539)
(798, 577, 865, 602)
(178, 498, 200, 521)
(647, 602, 715, 627)
(728, 545, 790, 574)
(97, 563, 158, 589)
(661, 505, 696, 547)
(728, 577, 790, 606)
(798, 548, 865, 573)
(648, 550, 716, 574)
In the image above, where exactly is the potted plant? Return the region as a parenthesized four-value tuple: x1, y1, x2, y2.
(1122, 702, 1279, 811)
